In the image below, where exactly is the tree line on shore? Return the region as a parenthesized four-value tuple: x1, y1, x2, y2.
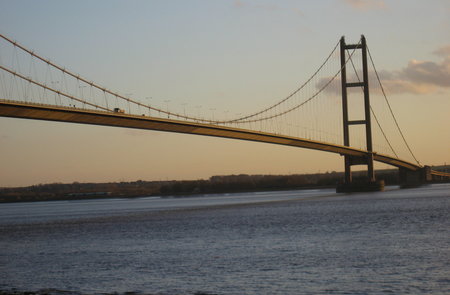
(3, 165, 450, 203)
(0, 169, 406, 203)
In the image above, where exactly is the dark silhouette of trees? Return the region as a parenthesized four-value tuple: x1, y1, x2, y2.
(1, 166, 448, 203)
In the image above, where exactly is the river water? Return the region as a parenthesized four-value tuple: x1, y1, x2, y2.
(0, 184, 449, 294)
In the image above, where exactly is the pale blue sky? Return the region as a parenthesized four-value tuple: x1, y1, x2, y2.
(0, 0, 449, 186)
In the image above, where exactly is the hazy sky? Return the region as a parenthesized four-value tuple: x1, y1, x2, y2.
(0, 0, 449, 187)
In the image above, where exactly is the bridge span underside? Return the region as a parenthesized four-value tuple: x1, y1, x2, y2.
(0, 100, 420, 171)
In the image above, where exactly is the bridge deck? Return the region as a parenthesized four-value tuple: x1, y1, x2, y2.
(431, 170, 450, 177)
(0, 100, 422, 171)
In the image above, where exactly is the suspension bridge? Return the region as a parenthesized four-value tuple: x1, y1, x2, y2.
(0, 33, 448, 191)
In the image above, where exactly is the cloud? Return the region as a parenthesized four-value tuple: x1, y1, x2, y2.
(343, 0, 386, 11)
(291, 7, 304, 17)
(233, 0, 245, 8)
(433, 45, 450, 57)
(317, 45, 450, 95)
(377, 79, 438, 95)
(400, 58, 450, 88)
(233, 0, 303, 16)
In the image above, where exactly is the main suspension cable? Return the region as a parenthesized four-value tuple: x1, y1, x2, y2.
(0, 33, 212, 123)
(347, 53, 399, 158)
(0, 33, 342, 125)
(0, 64, 110, 111)
(216, 39, 341, 124)
(221, 39, 362, 124)
(367, 46, 420, 165)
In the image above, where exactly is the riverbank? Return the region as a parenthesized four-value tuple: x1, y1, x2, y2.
(1, 167, 448, 203)
(0, 170, 381, 203)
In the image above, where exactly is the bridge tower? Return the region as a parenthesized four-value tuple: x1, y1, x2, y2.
(337, 35, 384, 192)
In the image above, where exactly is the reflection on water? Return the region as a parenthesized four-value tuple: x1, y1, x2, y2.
(1, 184, 449, 294)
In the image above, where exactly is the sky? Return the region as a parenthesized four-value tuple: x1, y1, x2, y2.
(0, 0, 449, 187)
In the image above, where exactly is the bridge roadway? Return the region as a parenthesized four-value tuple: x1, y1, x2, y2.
(0, 100, 422, 171)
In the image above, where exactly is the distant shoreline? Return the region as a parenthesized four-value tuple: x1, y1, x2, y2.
(0, 184, 336, 204)
(1, 167, 449, 203)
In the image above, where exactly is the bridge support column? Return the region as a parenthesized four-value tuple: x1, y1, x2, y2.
(399, 166, 431, 188)
(336, 35, 384, 193)
(337, 154, 384, 193)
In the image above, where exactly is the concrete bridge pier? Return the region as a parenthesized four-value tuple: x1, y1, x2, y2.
(399, 165, 431, 188)
(336, 154, 385, 193)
